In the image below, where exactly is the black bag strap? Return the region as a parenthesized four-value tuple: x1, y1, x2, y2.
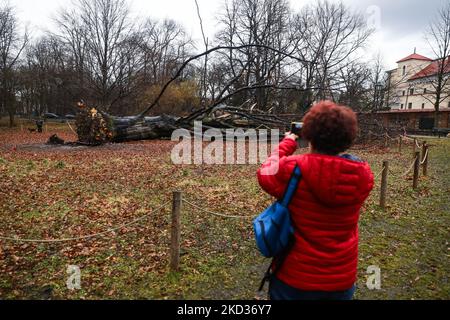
(258, 235, 296, 292)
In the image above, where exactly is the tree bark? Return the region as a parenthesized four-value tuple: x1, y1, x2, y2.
(8, 111, 15, 128)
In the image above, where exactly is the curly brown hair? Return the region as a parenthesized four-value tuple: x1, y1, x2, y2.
(301, 101, 358, 155)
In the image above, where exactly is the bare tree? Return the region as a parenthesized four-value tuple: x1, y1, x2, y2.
(423, 2, 450, 127)
(20, 35, 75, 117)
(137, 18, 192, 85)
(54, 7, 89, 103)
(0, 2, 28, 126)
(0, 0, 379, 144)
(194, 0, 209, 106)
(56, 0, 135, 112)
(369, 54, 387, 112)
(216, 0, 292, 111)
(291, 0, 373, 109)
(55, 1, 193, 116)
(338, 61, 371, 111)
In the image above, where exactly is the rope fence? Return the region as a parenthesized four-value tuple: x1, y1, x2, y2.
(401, 135, 416, 141)
(182, 199, 254, 220)
(399, 157, 417, 178)
(421, 148, 429, 165)
(0, 202, 170, 243)
(373, 165, 386, 180)
(376, 138, 430, 210)
(365, 132, 426, 156)
(415, 139, 422, 149)
(385, 133, 395, 141)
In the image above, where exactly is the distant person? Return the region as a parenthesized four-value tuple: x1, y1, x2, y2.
(257, 100, 374, 300)
(36, 119, 44, 133)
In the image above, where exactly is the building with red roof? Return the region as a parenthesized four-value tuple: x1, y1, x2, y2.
(386, 51, 450, 112)
(409, 57, 450, 81)
(396, 53, 433, 63)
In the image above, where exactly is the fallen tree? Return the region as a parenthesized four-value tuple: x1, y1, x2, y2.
(71, 44, 395, 145)
(75, 101, 294, 144)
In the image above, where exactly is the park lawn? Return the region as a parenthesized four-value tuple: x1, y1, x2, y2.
(0, 126, 448, 300)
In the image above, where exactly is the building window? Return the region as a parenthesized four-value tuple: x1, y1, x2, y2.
(408, 103, 413, 109)
(402, 91, 406, 96)
(424, 88, 427, 94)
(422, 103, 425, 109)
(402, 66, 406, 76)
(401, 104, 404, 109)
(410, 88, 414, 95)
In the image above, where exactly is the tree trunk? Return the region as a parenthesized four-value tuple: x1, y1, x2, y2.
(111, 114, 180, 142)
(435, 107, 440, 128)
(8, 111, 15, 127)
(434, 90, 441, 128)
(74, 102, 291, 144)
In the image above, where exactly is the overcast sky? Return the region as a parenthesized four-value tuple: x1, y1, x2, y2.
(12, 0, 449, 70)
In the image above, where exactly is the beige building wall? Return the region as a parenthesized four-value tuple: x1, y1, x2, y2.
(400, 81, 450, 110)
(387, 58, 450, 110)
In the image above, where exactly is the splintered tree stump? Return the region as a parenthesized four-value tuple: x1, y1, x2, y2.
(75, 106, 113, 145)
(74, 102, 182, 144)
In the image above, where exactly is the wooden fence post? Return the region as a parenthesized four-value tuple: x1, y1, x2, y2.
(413, 152, 420, 189)
(423, 145, 429, 176)
(398, 136, 402, 153)
(170, 191, 182, 271)
(379, 161, 389, 209)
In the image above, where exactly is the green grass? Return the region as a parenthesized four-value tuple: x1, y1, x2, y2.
(355, 137, 450, 299)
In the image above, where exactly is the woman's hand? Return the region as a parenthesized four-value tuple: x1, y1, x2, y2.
(285, 132, 299, 141)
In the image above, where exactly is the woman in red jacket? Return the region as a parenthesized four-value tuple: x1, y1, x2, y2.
(257, 101, 374, 300)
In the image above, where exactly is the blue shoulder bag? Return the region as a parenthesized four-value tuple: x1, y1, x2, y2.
(253, 166, 302, 291)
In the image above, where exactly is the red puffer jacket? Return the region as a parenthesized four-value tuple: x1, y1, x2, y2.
(257, 138, 374, 292)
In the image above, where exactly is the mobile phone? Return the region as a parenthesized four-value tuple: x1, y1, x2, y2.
(291, 122, 303, 137)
